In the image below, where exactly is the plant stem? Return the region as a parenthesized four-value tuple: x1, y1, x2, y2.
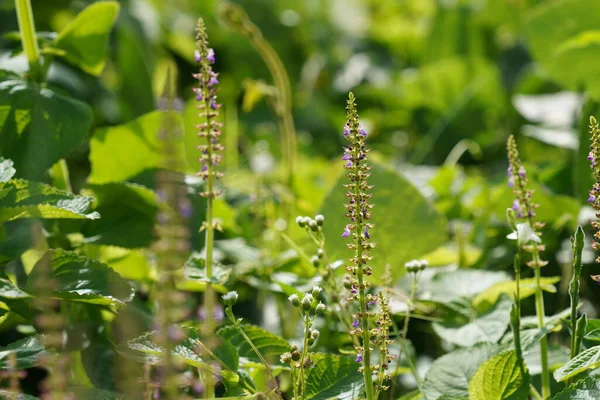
(534, 264, 550, 399)
(297, 312, 311, 400)
(569, 227, 585, 360)
(15, 0, 42, 81)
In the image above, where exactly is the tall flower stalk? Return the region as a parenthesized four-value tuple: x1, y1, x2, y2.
(507, 135, 550, 398)
(194, 19, 224, 398)
(342, 92, 376, 400)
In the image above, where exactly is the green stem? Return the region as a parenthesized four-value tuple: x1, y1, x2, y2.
(534, 265, 550, 399)
(15, 0, 42, 81)
(569, 227, 585, 359)
(530, 384, 543, 400)
(297, 312, 311, 400)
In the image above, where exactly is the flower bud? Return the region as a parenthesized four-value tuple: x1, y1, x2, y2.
(315, 214, 325, 226)
(288, 294, 300, 307)
(311, 255, 320, 267)
(307, 337, 315, 346)
(222, 291, 238, 306)
(317, 248, 324, 259)
(310, 329, 320, 339)
(296, 216, 306, 228)
(315, 302, 326, 315)
(312, 286, 322, 298)
(308, 219, 318, 231)
(291, 350, 301, 361)
(301, 294, 314, 311)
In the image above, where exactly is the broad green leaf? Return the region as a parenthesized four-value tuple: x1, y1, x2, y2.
(550, 376, 600, 399)
(27, 249, 134, 307)
(526, 1, 600, 99)
(305, 353, 364, 400)
(81, 183, 159, 248)
(523, 343, 569, 376)
(584, 319, 600, 342)
(432, 295, 512, 347)
(54, 1, 120, 76)
(422, 343, 503, 400)
(90, 246, 151, 281)
(0, 71, 93, 180)
(223, 368, 256, 397)
(468, 351, 529, 400)
(0, 179, 99, 224)
(553, 345, 600, 382)
(320, 162, 447, 283)
(424, 270, 510, 304)
(218, 324, 290, 366)
(88, 111, 186, 184)
(0, 335, 47, 370)
(126, 326, 239, 371)
(0, 274, 32, 318)
(184, 254, 231, 285)
(472, 277, 560, 309)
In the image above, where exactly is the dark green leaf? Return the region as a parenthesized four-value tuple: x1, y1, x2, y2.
(550, 376, 600, 399)
(305, 353, 364, 400)
(184, 254, 231, 285)
(218, 324, 290, 366)
(0, 335, 47, 370)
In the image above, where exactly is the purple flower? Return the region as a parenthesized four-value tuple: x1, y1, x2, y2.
(589, 194, 596, 203)
(201, 164, 208, 172)
(342, 153, 351, 161)
(342, 226, 351, 237)
(210, 100, 218, 110)
(350, 285, 358, 295)
(508, 176, 514, 188)
(364, 227, 370, 239)
(355, 353, 363, 363)
(194, 50, 201, 63)
(359, 127, 367, 137)
(507, 166, 512, 177)
(207, 48, 215, 63)
(589, 152, 594, 163)
(208, 77, 219, 87)
(346, 161, 353, 168)
(519, 166, 526, 178)
(512, 199, 520, 211)
(343, 126, 350, 137)
(352, 319, 359, 328)
(196, 91, 203, 101)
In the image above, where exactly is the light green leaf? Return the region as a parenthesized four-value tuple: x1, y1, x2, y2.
(0, 71, 93, 180)
(0, 179, 99, 224)
(217, 324, 290, 366)
(424, 270, 510, 304)
(423, 343, 503, 400)
(550, 376, 600, 399)
(27, 249, 134, 307)
(89, 111, 186, 184)
(472, 277, 560, 309)
(468, 351, 529, 400)
(584, 319, 600, 342)
(553, 345, 600, 382)
(305, 353, 364, 400)
(320, 162, 447, 283)
(397, 390, 423, 400)
(184, 254, 231, 285)
(433, 295, 512, 347)
(0, 390, 38, 399)
(54, 1, 120, 76)
(0, 335, 47, 370)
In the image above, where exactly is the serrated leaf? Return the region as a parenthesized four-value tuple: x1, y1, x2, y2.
(0, 71, 93, 180)
(304, 353, 364, 400)
(423, 343, 503, 400)
(0, 179, 99, 224)
(472, 277, 560, 309)
(553, 345, 600, 382)
(433, 295, 512, 347)
(468, 351, 529, 400)
(54, 1, 120, 76)
(0, 335, 47, 370)
(27, 249, 134, 307)
(89, 111, 186, 184)
(184, 254, 231, 285)
(126, 326, 239, 371)
(320, 162, 447, 283)
(217, 324, 290, 366)
(550, 375, 600, 399)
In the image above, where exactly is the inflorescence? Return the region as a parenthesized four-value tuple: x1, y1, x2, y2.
(588, 116, 600, 264)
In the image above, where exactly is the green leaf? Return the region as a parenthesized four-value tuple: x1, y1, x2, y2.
(550, 376, 600, 399)
(0, 71, 93, 180)
(304, 353, 364, 400)
(468, 351, 530, 400)
(69, 387, 124, 400)
(223, 369, 256, 397)
(53, 1, 120, 76)
(553, 345, 600, 382)
(432, 295, 512, 347)
(0, 179, 100, 224)
(320, 162, 447, 283)
(472, 277, 560, 309)
(397, 390, 423, 400)
(89, 111, 186, 184)
(584, 319, 600, 342)
(81, 183, 159, 248)
(184, 254, 232, 285)
(0, 390, 38, 399)
(127, 326, 239, 371)
(424, 270, 510, 304)
(217, 324, 291, 366)
(27, 249, 134, 307)
(0, 335, 47, 370)
(423, 343, 503, 400)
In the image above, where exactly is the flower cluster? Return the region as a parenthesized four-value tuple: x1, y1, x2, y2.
(372, 292, 395, 394)
(194, 19, 224, 195)
(588, 116, 600, 264)
(506, 135, 547, 268)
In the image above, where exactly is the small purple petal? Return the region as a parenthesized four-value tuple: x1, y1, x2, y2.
(342, 227, 351, 238)
(588, 152, 594, 162)
(507, 166, 512, 177)
(364, 227, 370, 239)
(352, 319, 359, 328)
(589, 194, 596, 203)
(519, 166, 526, 178)
(209, 77, 219, 86)
(201, 164, 208, 172)
(194, 50, 201, 63)
(196, 92, 203, 101)
(346, 161, 353, 168)
(508, 176, 514, 188)
(207, 48, 215, 63)
(343, 126, 350, 137)
(342, 153, 351, 161)
(355, 353, 363, 363)
(512, 199, 520, 211)
(359, 128, 367, 137)
(210, 100, 218, 110)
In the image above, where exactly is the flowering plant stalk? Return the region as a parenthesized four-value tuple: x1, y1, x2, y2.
(194, 19, 224, 398)
(341, 92, 377, 400)
(506, 135, 550, 398)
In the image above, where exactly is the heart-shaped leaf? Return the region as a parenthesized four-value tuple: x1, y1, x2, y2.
(468, 351, 530, 400)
